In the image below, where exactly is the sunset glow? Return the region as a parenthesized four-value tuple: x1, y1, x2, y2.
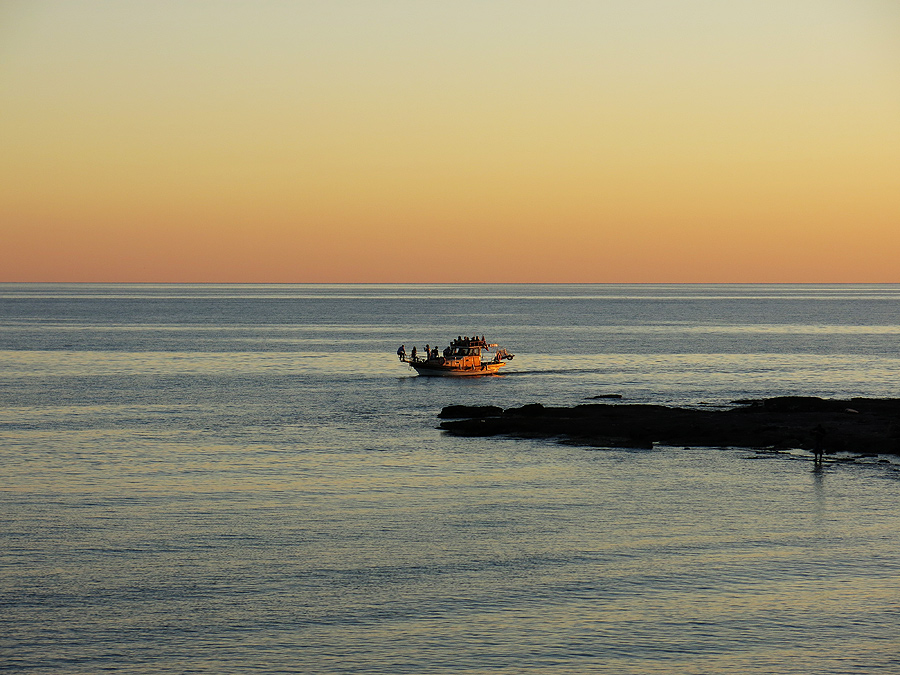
(2, 1, 899, 282)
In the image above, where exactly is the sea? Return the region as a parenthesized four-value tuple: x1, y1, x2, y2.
(1, 283, 899, 674)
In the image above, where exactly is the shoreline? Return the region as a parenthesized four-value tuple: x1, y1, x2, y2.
(439, 396, 900, 456)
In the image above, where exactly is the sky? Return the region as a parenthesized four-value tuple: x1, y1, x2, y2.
(2, 0, 899, 282)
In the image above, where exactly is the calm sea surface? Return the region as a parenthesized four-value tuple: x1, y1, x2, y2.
(2, 283, 899, 674)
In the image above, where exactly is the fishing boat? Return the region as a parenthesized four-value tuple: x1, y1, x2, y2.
(397, 335, 514, 377)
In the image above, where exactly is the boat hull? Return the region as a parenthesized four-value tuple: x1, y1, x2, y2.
(409, 361, 506, 377)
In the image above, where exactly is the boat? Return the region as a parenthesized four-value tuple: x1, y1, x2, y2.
(397, 335, 514, 377)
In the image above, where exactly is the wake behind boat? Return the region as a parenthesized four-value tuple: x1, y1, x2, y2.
(397, 335, 514, 377)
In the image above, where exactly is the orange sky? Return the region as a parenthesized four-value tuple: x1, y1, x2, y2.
(2, 1, 899, 282)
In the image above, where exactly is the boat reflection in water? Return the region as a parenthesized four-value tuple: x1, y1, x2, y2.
(398, 335, 514, 377)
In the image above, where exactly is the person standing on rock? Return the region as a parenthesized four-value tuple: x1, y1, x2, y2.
(812, 424, 826, 464)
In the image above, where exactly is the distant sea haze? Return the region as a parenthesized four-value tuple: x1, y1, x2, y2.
(2, 283, 899, 674)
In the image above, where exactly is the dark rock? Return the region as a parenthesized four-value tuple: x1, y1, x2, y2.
(756, 396, 847, 413)
(438, 397, 900, 455)
(504, 403, 545, 417)
(439, 405, 503, 419)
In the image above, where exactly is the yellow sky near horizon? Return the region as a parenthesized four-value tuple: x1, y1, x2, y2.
(2, 0, 899, 282)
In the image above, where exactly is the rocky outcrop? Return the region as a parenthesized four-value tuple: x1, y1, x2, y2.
(438, 405, 504, 419)
(438, 397, 900, 455)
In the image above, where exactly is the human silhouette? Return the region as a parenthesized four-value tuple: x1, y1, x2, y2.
(812, 425, 826, 465)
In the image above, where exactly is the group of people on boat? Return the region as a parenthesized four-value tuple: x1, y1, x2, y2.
(452, 335, 487, 347)
(396, 343, 442, 362)
(397, 336, 485, 363)
(397, 335, 512, 365)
